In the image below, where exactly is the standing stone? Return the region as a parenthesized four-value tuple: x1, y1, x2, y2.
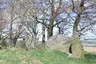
(46, 35, 71, 54)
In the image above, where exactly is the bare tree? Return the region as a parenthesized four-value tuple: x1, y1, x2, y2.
(67, 0, 96, 58)
(5, 0, 25, 47)
(35, 0, 68, 39)
(0, 0, 8, 48)
(19, 0, 40, 48)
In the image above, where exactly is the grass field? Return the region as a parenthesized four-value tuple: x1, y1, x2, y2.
(0, 48, 96, 64)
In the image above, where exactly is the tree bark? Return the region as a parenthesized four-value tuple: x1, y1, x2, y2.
(9, 4, 14, 47)
(47, 0, 55, 39)
(13, 39, 17, 47)
(69, 0, 85, 58)
(42, 24, 46, 46)
(47, 24, 53, 39)
(71, 13, 84, 58)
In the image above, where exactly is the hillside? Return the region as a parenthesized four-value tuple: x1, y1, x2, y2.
(0, 48, 96, 64)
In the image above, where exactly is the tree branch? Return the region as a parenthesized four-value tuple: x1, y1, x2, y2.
(53, 18, 67, 27)
(35, 17, 48, 28)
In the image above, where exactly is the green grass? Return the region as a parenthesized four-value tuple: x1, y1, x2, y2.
(0, 48, 96, 64)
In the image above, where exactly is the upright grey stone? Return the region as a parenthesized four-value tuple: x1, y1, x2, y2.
(46, 35, 71, 53)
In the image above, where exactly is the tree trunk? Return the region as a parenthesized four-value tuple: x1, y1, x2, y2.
(9, 19, 13, 47)
(70, 13, 84, 58)
(42, 24, 46, 46)
(57, 25, 61, 34)
(9, 3, 14, 47)
(13, 36, 18, 47)
(13, 40, 17, 47)
(47, 0, 55, 39)
(0, 28, 2, 40)
(47, 25, 53, 39)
